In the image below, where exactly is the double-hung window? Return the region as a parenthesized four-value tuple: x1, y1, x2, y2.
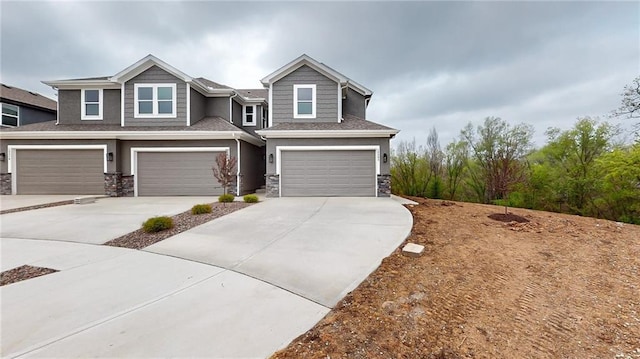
(134, 84, 176, 118)
(81, 89, 103, 120)
(243, 105, 256, 126)
(293, 84, 316, 119)
(1, 103, 19, 127)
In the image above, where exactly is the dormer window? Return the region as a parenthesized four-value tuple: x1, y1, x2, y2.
(293, 84, 316, 119)
(81, 89, 103, 120)
(243, 105, 256, 126)
(134, 83, 176, 118)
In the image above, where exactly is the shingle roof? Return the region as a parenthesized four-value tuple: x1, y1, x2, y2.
(0, 84, 57, 111)
(259, 114, 397, 132)
(236, 89, 268, 100)
(196, 77, 233, 90)
(57, 76, 112, 81)
(0, 116, 246, 132)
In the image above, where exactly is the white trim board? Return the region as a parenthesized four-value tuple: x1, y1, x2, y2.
(6, 144, 108, 195)
(275, 145, 380, 197)
(130, 146, 229, 197)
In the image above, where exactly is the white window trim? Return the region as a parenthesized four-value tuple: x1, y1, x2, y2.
(134, 83, 177, 118)
(1, 102, 19, 127)
(81, 89, 103, 120)
(130, 147, 229, 197)
(242, 105, 256, 126)
(275, 145, 380, 197)
(7, 144, 108, 195)
(293, 84, 316, 119)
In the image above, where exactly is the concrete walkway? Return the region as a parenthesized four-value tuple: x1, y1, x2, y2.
(1, 196, 413, 358)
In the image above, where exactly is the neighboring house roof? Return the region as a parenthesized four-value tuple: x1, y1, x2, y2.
(0, 117, 264, 146)
(255, 114, 398, 139)
(196, 77, 233, 90)
(260, 54, 373, 97)
(236, 89, 268, 100)
(0, 83, 57, 112)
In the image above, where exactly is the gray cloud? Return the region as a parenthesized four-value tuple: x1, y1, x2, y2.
(1, 1, 637, 147)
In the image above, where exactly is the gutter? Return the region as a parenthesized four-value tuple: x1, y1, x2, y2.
(234, 136, 241, 196)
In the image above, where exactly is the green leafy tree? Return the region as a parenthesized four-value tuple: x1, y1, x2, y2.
(461, 117, 534, 209)
(391, 140, 430, 196)
(594, 143, 640, 223)
(542, 117, 619, 215)
(444, 140, 468, 200)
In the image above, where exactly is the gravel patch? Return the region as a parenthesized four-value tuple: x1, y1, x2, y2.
(1, 265, 59, 286)
(104, 202, 251, 250)
(0, 200, 74, 215)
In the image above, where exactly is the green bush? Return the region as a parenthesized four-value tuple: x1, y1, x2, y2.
(218, 194, 235, 203)
(243, 194, 259, 203)
(191, 204, 212, 215)
(142, 216, 174, 233)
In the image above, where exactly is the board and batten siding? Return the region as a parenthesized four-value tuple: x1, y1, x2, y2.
(58, 89, 121, 125)
(124, 65, 187, 126)
(272, 65, 339, 124)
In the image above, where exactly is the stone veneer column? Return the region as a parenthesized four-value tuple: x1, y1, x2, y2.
(266, 174, 280, 197)
(0, 173, 11, 195)
(377, 174, 391, 197)
(104, 173, 134, 197)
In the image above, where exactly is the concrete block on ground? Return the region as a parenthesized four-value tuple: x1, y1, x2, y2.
(402, 243, 425, 257)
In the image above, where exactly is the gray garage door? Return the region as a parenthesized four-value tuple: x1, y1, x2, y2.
(16, 149, 104, 195)
(137, 152, 223, 196)
(281, 150, 376, 197)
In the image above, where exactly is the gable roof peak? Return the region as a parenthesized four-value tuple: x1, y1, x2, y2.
(110, 54, 193, 83)
(260, 54, 372, 96)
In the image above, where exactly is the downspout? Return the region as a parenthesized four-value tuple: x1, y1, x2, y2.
(235, 136, 241, 196)
(229, 92, 238, 124)
(54, 87, 59, 125)
(339, 83, 348, 123)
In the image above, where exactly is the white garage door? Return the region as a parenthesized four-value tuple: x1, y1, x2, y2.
(136, 152, 223, 196)
(16, 149, 104, 195)
(280, 150, 376, 197)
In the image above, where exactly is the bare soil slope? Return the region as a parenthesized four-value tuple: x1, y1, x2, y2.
(273, 198, 640, 359)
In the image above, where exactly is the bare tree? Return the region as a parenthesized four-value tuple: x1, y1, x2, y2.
(212, 152, 237, 195)
(612, 76, 640, 137)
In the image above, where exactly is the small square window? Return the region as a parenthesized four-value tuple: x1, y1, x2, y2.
(243, 105, 256, 126)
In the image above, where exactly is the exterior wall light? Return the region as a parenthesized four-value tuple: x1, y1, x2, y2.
(0, 153, 5, 161)
(269, 153, 274, 163)
(383, 153, 388, 163)
(107, 152, 114, 162)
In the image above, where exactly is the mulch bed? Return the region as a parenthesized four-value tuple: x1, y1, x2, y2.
(488, 212, 530, 223)
(104, 202, 251, 250)
(0, 265, 59, 286)
(0, 200, 74, 215)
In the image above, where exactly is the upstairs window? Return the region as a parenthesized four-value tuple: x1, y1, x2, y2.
(1, 103, 19, 127)
(81, 89, 103, 120)
(134, 83, 176, 118)
(293, 84, 316, 118)
(243, 105, 256, 126)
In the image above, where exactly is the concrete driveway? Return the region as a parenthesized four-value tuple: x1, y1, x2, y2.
(0, 197, 216, 244)
(1, 196, 412, 358)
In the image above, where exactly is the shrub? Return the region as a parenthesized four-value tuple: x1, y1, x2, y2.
(142, 216, 174, 233)
(218, 194, 235, 203)
(191, 204, 212, 215)
(243, 194, 259, 203)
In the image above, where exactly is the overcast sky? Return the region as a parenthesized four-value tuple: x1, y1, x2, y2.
(1, 1, 638, 147)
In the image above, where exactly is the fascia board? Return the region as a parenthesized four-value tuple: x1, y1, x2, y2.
(254, 130, 399, 138)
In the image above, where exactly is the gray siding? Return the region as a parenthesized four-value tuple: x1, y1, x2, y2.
(58, 89, 120, 125)
(342, 88, 366, 119)
(231, 99, 242, 128)
(272, 65, 339, 124)
(239, 141, 265, 194)
(124, 65, 187, 126)
(265, 137, 391, 175)
(18, 106, 56, 126)
(190, 88, 206, 125)
(205, 97, 230, 119)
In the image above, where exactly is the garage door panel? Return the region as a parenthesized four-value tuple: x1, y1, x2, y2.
(281, 150, 376, 197)
(16, 149, 104, 195)
(137, 152, 223, 196)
